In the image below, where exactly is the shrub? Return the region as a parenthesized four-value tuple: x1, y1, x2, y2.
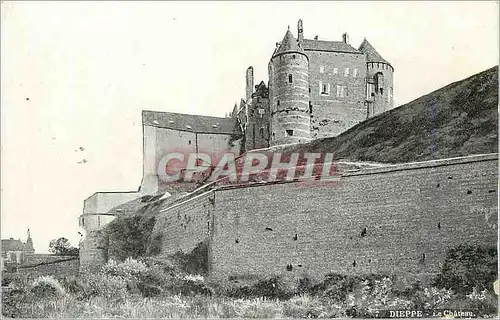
(31, 276, 65, 297)
(433, 244, 497, 295)
(101, 258, 148, 280)
(87, 273, 128, 301)
(344, 277, 413, 317)
(105, 215, 157, 261)
(450, 287, 498, 316)
(170, 241, 209, 276)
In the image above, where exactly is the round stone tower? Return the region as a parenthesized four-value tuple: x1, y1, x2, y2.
(268, 28, 310, 146)
(359, 39, 394, 117)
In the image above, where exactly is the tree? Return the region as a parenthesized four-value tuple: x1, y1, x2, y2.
(48, 237, 79, 256)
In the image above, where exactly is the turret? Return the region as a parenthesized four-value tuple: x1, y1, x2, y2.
(297, 19, 304, 43)
(359, 39, 394, 117)
(246, 66, 254, 101)
(268, 27, 310, 146)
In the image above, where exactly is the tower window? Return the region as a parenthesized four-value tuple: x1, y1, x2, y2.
(288, 74, 293, 83)
(292, 54, 296, 59)
(286, 129, 294, 136)
(259, 127, 265, 138)
(336, 85, 346, 98)
(353, 68, 358, 77)
(380, 88, 384, 95)
(333, 68, 338, 75)
(277, 100, 280, 106)
(344, 68, 349, 76)
(320, 81, 330, 95)
(319, 66, 325, 73)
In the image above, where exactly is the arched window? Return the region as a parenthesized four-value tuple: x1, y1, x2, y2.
(374, 72, 384, 92)
(288, 74, 293, 83)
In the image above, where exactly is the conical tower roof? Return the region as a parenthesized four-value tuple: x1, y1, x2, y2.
(358, 38, 389, 64)
(273, 28, 305, 58)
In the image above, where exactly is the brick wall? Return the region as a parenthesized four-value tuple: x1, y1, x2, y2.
(17, 256, 79, 278)
(307, 51, 367, 138)
(150, 190, 214, 255)
(209, 154, 498, 281)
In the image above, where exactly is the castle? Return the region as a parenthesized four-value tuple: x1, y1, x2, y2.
(79, 19, 396, 224)
(234, 19, 394, 150)
(78, 21, 496, 281)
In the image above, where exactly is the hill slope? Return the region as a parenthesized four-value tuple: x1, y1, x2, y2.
(288, 66, 498, 163)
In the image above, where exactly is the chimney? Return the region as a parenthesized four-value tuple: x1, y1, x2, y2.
(297, 19, 304, 43)
(342, 32, 349, 44)
(314, 35, 319, 40)
(246, 66, 254, 101)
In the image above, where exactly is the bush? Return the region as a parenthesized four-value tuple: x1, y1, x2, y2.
(105, 215, 157, 261)
(31, 276, 65, 297)
(433, 244, 497, 295)
(101, 258, 148, 280)
(170, 241, 209, 276)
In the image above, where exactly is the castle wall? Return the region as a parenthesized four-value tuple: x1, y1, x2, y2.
(79, 230, 108, 273)
(141, 125, 242, 194)
(150, 190, 214, 256)
(80, 192, 140, 232)
(307, 51, 367, 138)
(210, 154, 498, 281)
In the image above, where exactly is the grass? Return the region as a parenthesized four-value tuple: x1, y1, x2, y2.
(3, 244, 498, 318)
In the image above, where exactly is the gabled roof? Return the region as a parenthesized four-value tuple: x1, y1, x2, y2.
(142, 110, 242, 135)
(302, 39, 360, 54)
(273, 29, 305, 57)
(2, 239, 25, 251)
(358, 38, 389, 64)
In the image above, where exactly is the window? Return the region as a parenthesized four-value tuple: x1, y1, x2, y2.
(259, 127, 265, 138)
(336, 85, 346, 98)
(98, 215, 101, 227)
(288, 74, 293, 83)
(258, 108, 265, 118)
(344, 67, 349, 77)
(286, 129, 294, 136)
(333, 68, 338, 75)
(319, 81, 330, 95)
(292, 54, 296, 59)
(277, 100, 280, 106)
(319, 66, 325, 73)
(353, 68, 358, 77)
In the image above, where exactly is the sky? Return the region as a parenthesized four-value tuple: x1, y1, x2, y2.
(1, 1, 498, 253)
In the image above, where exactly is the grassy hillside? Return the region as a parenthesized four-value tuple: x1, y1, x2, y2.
(288, 66, 498, 163)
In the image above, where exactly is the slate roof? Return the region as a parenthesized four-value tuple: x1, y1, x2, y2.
(2, 239, 25, 251)
(358, 39, 389, 64)
(273, 29, 305, 57)
(302, 39, 360, 54)
(142, 110, 241, 135)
